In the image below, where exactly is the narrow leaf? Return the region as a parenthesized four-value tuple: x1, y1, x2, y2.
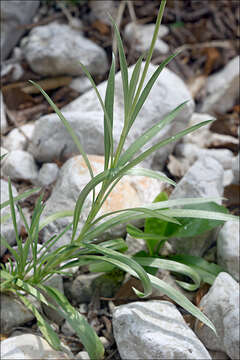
(126, 167, 176, 186)
(0, 187, 40, 210)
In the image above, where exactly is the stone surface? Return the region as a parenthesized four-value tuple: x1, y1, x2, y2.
(183, 113, 238, 149)
(1, 334, 70, 359)
(0, 146, 8, 163)
(89, 0, 118, 25)
(232, 153, 239, 184)
(1, 294, 41, 333)
(201, 56, 239, 114)
(175, 143, 234, 170)
(35, 163, 59, 187)
(69, 76, 92, 94)
(1, 91, 8, 133)
(2, 150, 38, 183)
(64, 273, 100, 304)
(113, 300, 211, 359)
(223, 169, 234, 187)
(217, 221, 239, 282)
(75, 351, 90, 360)
(125, 234, 147, 256)
(124, 22, 169, 55)
(41, 155, 165, 250)
(0, 179, 21, 256)
(209, 351, 230, 360)
(1, 0, 40, 61)
(169, 156, 224, 256)
(3, 123, 35, 151)
(22, 22, 108, 76)
(195, 272, 239, 360)
(29, 63, 194, 168)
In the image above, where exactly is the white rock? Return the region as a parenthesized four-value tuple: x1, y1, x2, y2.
(41, 155, 165, 250)
(169, 156, 224, 256)
(64, 273, 101, 304)
(2, 150, 38, 182)
(0, 146, 8, 163)
(232, 153, 239, 184)
(35, 163, 59, 187)
(69, 76, 92, 94)
(29, 63, 194, 168)
(22, 22, 108, 76)
(113, 300, 211, 359)
(124, 22, 169, 55)
(183, 113, 238, 149)
(0, 179, 21, 256)
(195, 272, 239, 359)
(75, 351, 90, 360)
(1, 334, 70, 359)
(89, 0, 118, 25)
(1, 0, 40, 60)
(175, 143, 234, 170)
(125, 234, 147, 256)
(61, 320, 76, 337)
(3, 123, 35, 151)
(217, 221, 239, 282)
(223, 169, 234, 187)
(201, 56, 240, 114)
(1, 91, 8, 133)
(1, 62, 24, 82)
(1, 294, 41, 333)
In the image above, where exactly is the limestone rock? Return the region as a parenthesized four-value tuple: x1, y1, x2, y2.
(1, 0, 40, 60)
(113, 300, 211, 359)
(195, 272, 239, 360)
(22, 22, 108, 76)
(1, 294, 41, 333)
(232, 153, 239, 184)
(0, 179, 21, 256)
(3, 123, 35, 151)
(1, 91, 8, 134)
(124, 22, 169, 54)
(217, 221, 239, 282)
(29, 63, 194, 169)
(35, 163, 59, 187)
(0, 334, 70, 359)
(169, 156, 224, 256)
(200, 56, 239, 114)
(41, 155, 165, 250)
(1, 150, 38, 183)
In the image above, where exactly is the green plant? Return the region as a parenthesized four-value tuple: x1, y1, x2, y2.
(126, 191, 227, 282)
(0, 0, 239, 358)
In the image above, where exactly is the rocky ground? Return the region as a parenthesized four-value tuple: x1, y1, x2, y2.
(0, 1, 239, 359)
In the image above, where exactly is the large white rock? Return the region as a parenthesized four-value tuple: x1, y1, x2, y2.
(175, 143, 234, 170)
(41, 155, 165, 250)
(1, 294, 41, 333)
(35, 162, 59, 187)
(201, 56, 239, 114)
(0, 334, 70, 359)
(29, 63, 194, 168)
(2, 150, 38, 182)
(217, 221, 239, 282)
(1, 0, 40, 60)
(195, 272, 239, 359)
(0, 179, 21, 256)
(21, 22, 108, 76)
(3, 123, 35, 151)
(1, 91, 8, 133)
(169, 156, 224, 256)
(113, 300, 211, 359)
(124, 22, 169, 55)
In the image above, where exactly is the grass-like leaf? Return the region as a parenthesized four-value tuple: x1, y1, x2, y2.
(126, 167, 176, 186)
(110, 16, 129, 120)
(43, 285, 105, 360)
(0, 187, 40, 210)
(85, 243, 152, 297)
(29, 80, 95, 199)
(134, 257, 201, 291)
(118, 101, 188, 167)
(159, 208, 238, 222)
(104, 54, 115, 169)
